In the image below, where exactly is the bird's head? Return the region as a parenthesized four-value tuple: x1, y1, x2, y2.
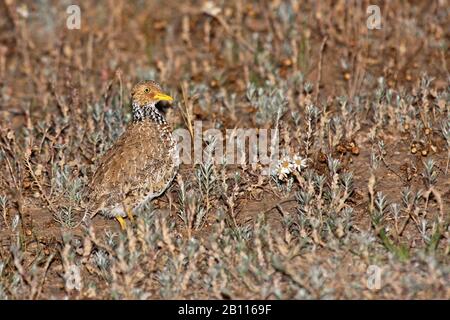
(130, 80, 174, 122)
(131, 80, 173, 107)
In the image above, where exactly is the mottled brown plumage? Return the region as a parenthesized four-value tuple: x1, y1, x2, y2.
(86, 80, 177, 227)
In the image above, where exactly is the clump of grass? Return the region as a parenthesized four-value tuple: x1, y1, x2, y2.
(246, 82, 288, 126)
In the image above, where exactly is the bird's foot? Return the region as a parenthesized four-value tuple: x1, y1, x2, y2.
(116, 216, 127, 230)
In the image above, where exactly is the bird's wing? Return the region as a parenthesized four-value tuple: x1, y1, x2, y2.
(88, 122, 170, 207)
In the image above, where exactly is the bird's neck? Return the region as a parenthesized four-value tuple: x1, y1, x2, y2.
(132, 101, 176, 151)
(132, 101, 166, 124)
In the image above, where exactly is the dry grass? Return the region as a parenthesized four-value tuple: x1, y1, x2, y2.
(0, 0, 449, 299)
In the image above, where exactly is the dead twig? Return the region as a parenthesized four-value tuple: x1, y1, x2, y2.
(314, 35, 328, 103)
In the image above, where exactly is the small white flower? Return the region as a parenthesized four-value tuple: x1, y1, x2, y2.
(275, 156, 294, 180)
(291, 155, 308, 171)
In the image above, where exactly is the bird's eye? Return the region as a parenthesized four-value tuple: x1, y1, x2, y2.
(144, 88, 150, 93)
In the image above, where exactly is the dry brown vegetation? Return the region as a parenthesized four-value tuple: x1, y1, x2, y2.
(0, 0, 449, 299)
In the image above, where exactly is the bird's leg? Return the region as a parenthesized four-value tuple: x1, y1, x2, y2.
(126, 207, 134, 221)
(116, 216, 127, 230)
(121, 201, 134, 223)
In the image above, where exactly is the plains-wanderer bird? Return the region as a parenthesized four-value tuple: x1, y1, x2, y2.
(85, 80, 178, 229)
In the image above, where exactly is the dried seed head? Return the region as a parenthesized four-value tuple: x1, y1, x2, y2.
(336, 144, 347, 154)
(318, 151, 327, 163)
(281, 58, 293, 67)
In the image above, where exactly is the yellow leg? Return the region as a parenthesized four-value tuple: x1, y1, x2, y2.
(116, 216, 126, 230)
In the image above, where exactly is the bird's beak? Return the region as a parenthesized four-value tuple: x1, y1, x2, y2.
(154, 92, 173, 102)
